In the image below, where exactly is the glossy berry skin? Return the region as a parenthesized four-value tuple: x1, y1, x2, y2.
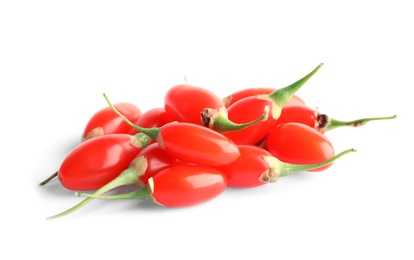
(164, 84, 222, 125)
(216, 145, 273, 188)
(58, 134, 145, 190)
(223, 87, 306, 108)
(223, 96, 279, 145)
(275, 105, 320, 131)
(136, 143, 178, 186)
(82, 103, 142, 141)
(129, 107, 174, 135)
(156, 122, 240, 167)
(265, 123, 335, 172)
(148, 164, 227, 207)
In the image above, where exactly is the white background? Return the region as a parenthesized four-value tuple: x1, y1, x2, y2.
(1, 1, 413, 259)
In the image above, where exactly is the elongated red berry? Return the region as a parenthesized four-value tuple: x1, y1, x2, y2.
(265, 122, 335, 172)
(82, 103, 142, 141)
(148, 164, 227, 207)
(164, 84, 222, 125)
(52, 133, 150, 190)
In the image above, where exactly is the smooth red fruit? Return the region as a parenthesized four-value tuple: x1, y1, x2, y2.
(276, 105, 319, 129)
(223, 87, 306, 108)
(149, 164, 227, 207)
(216, 145, 273, 188)
(155, 122, 240, 166)
(129, 107, 175, 135)
(164, 84, 222, 125)
(265, 123, 335, 172)
(82, 103, 142, 141)
(223, 96, 279, 145)
(58, 133, 150, 190)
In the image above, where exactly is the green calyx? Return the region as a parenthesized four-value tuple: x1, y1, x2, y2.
(130, 133, 152, 149)
(47, 156, 149, 219)
(260, 63, 323, 119)
(201, 105, 269, 133)
(260, 148, 356, 183)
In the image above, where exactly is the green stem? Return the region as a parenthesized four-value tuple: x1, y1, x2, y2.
(47, 197, 95, 220)
(322, 114, 397, 132)
(279, 148, 356, 176)
(39, 133, 150, 188)
(39, 171, 58, 186)
(262, 148, 356, 182)
(262, 63, 323, 119)
(103, 93, 160, 140)
(47, 156, 148, 219)
(202, 105, 269, 133)
(77, 185, 152, 200)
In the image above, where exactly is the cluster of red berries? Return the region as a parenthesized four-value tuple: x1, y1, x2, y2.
(40, 63, 396, 219)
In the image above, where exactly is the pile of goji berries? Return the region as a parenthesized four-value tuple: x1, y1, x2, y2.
(40, 63, 396, 219)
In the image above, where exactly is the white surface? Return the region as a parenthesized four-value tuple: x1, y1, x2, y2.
(1, 1, 412, 259)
